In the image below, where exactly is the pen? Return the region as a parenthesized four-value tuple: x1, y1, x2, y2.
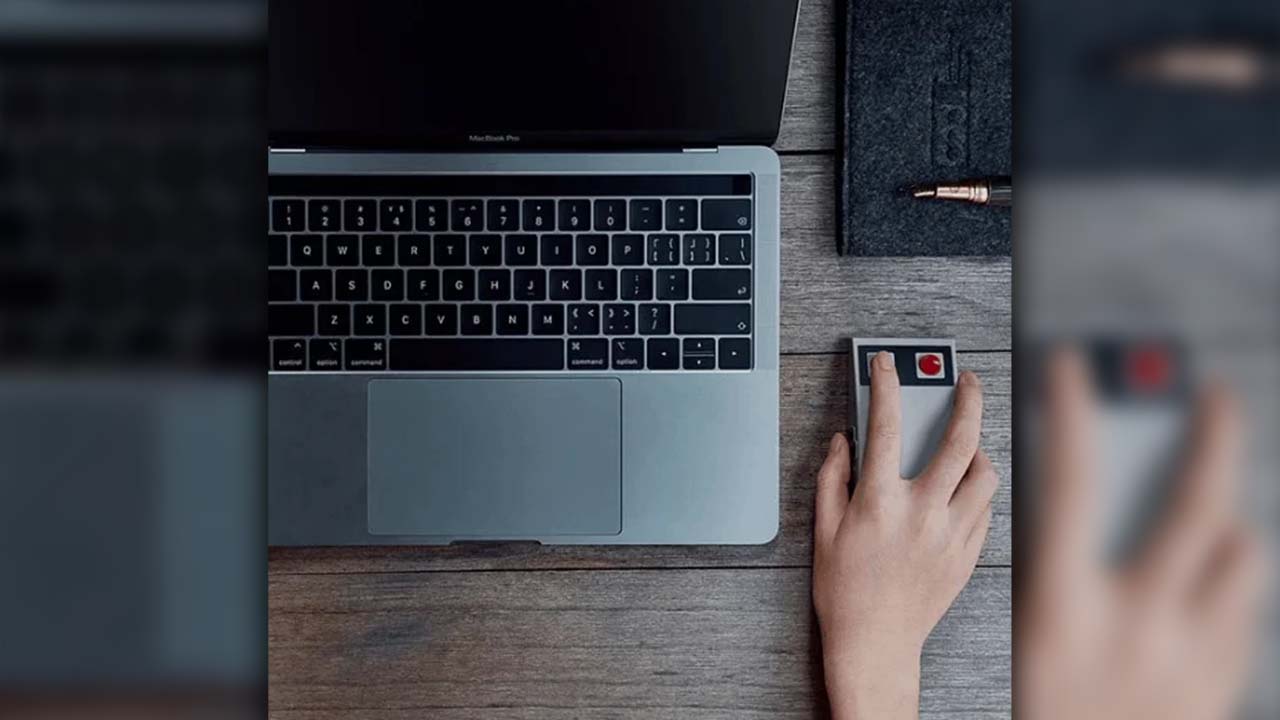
(911, 176, 1012, 207)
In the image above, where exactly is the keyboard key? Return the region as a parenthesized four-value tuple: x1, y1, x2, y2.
(531, 304, 564, 335)
(684, 234, 716, 265)
(575, 234, 608, 266)
(620, 269, 653, 300)
(639, 303, 671, 335)
(605, 304, 635, 335)
(424, 304, 458, 335)
(269, 234, 288, 266)
(665, 199, 697, 230)
(648, 234, 680, 265)
(345, 338, 387, 370)
(407, 269, 439, 300)
(317, 304, 350, 336)
(611, 338, 643, 369)
(495, 304, 528, 335)
(290, 234, 323, 266)
(300, 270, 332, 301)
(416, 199, 447, 231)
(469, 234, 502, 266)
(487, 199, 519, 231)
(558, 199, 590, 231)
(718, 233, 752, 265)
(647, 338, 679, 369)
(702, 199, 752, 230)
(434, 234, 467, 266)
(505, 234, 538, 266)
(611, 234, 644, 265)
(549, 269, 582, 300)
(675, 304, 750, 335)
(269, 270, 296, 301)
(362, 234, 395, 266)
(514, 269, 546, 300)
(584, 269, 617, 300)
(272, 200, 304, 232)
(327, 234, 360, 265)
(630, 199, 661, 230)
(693, 269, 751, 300)
(682, 337, 716, 370)
(371, 269, 403, 300)
(568, 303, 600, 335)
(478, 269, 510, 300)
(343, 199, 376, 231)
(594, 200, 626, 231)
(389, 304, 422, 335)
(354, 304, 387, 335)
(336, 269, 368, 301)
(269, 304, 314, 336)
(309, 199, 341, 231)
(443, 269, 475, 301)
(541, 234, 572, 266)
(522, 199, 555, 231)
(272, 338, 306, 370)
(389, 339, 564, 371)
(719, 338, 751, 369)
(568, 338, 609, 370)
(380, 199, 412, 231)
(398, 235, 431, 266)
(460, 304, 492, 335)
(309, 338, 342, 370)
(451, 199, 484, 230)
(656, 269, 688, 300)
(683, 338, 715, 354)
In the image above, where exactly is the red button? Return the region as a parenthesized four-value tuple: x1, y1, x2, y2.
(1126, 345, 1172, 393)
(917, 353, 943, 377)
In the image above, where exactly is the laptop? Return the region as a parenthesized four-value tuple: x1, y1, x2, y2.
(267, 0, 799, 545)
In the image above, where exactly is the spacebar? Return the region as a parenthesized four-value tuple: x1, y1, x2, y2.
(389, 339, 564, 371)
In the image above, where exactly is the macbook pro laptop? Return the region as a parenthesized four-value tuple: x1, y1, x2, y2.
(267, 0, 799, 545)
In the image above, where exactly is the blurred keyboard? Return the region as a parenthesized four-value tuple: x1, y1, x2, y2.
(0, 45, 262, 368)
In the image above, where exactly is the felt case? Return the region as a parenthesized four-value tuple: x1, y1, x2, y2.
(838, 0, 1012, 256)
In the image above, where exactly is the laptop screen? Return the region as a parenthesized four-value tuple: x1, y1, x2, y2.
(269, 0, 800, 150)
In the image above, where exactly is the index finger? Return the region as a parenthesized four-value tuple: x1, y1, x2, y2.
(860, 351, 902, 491)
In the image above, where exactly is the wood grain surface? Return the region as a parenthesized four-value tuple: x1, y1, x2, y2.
(270, 0, 1014, 716)
(270, 567, 1010, 720)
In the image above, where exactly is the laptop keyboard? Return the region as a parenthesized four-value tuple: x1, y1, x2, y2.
(268, 174, 755, 372)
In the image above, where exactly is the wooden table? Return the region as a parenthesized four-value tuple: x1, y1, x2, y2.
(269, 1, 1013, 716)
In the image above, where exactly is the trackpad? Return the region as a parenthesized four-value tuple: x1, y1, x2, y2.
(367, 379, 622, 537)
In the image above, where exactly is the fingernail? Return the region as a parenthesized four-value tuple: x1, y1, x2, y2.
(875, 351, 894, 371)
(829, 433, 844, 451)
(959, 370, 978, 386)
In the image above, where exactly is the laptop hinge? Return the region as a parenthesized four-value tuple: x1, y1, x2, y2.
(269, 147, 307, 153)
(682, 147, 719, 153)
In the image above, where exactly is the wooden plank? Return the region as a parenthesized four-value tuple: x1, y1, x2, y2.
(268, 566, 1010, 720)
(779, 155, 1013, 353)
(777, 0, 836, 153)
(269, 351, 1010, 575)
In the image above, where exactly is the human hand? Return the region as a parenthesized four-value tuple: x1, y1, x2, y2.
(813, 351, 999, 720)
(1016, 349, 1269, 720)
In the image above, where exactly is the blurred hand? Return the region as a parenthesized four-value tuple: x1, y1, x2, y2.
(813, 351, 998, 720)
(1017, 350, 1268, 720)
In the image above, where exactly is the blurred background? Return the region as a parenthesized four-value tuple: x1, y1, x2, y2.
(1018, 0, 1278, 717)
(1, 0, 1276, 717)
(0, 0, 263, 717)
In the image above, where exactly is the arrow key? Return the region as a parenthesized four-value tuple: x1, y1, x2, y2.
(647, 338, 679, 370)
(719, 338, 751, 370)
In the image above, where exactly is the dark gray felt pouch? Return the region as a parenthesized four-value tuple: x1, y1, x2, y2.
(838, 0, 1011, 256)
